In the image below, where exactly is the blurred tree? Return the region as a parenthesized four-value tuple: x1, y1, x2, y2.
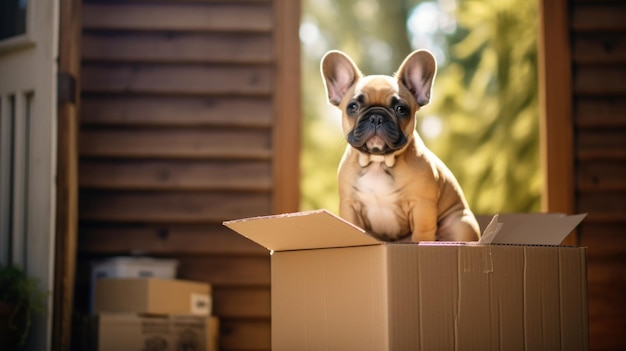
(300, 0, 540, 215)
(427, 0, 541, 213)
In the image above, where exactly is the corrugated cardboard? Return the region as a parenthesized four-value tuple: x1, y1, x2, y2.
(95, 278, 211, 316)
(475, 213, 587, 245)
(92, 313, 219, 351)
(89, 256, 178, 313)
(227, 210, 587, 249)
(224, 210, 589, 351)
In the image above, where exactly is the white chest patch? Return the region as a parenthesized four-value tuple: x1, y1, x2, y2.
(355, 162, 403, 238)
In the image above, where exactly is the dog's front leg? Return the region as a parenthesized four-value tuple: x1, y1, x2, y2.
(410, 203, 438, 242)
(339, 199, 365, 230)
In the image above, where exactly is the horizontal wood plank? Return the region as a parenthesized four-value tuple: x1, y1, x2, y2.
(587, 264, 626, 351)
(577, 158, 626, 192)
(575, 96, 626, 129)
(588, 283, 626, 317)
(582, 213, 626, 224)
(587, 258, 626, 286)
(78, 223, 266, 255)
(574, 65, 626, 95)
(573, 33, 626, 65)
(79, 128, 272, 160)
(80, 160, 272, 191)
(81, 63, 272, 96)
(219, 318, 271, 351)
(83, 3, 273, 32)
(177, 256, 270, 286)
(577, 149, 626, 161)
(79, 191, 272, 223)
(82, 31, 273, 64)
(577, 190, 626, 213)
(576, 129, 626, 153)
(580, 222, 626, 257)
(571, 3, 626, 32)
(213, 287, 270, 318)
(588, 315, 626, 351)
(80, 95, 272, 128)
(573, 0, 626, 2)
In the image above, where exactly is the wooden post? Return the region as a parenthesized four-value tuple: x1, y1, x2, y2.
(272, 0, 302, 214)
(54, 0, 81, 349)
(537, 0, 576, 245)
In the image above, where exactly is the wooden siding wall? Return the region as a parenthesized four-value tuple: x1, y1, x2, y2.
(74, 0, 299, 350)
(570, 1, 626, 349)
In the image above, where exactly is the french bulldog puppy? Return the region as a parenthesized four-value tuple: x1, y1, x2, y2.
(321, 50, 480, 242)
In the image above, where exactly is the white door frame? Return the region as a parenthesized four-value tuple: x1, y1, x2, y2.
(0, 0, 59, 349)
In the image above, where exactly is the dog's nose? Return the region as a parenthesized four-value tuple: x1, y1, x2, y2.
(369, 114, 384, 127)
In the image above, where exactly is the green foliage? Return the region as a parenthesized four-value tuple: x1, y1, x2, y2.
(426, 0, 541, 213)
(300, 0, 540, 215)
(0, 264, 46, 347)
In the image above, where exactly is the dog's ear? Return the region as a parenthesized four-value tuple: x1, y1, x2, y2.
(396, 50, 437, 106)
(321, 51, 362, 106)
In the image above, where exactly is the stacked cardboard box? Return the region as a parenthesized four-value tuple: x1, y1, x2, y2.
(224, 209, 589, 351)
(92, 312, 219, 351)
(90, 258, 219, 351)
(90, 257, 179, 313)
(95, 278, 212, 316)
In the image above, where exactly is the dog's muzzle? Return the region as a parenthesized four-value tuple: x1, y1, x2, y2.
(347, 107, 407, 155)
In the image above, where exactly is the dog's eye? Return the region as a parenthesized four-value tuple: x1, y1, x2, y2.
(347, 102, 359, 115)
(395, 105, 410, 117)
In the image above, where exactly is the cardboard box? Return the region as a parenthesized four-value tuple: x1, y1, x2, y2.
(92, 257, 178, 281)
(92, 313, 219, 351)
(224, 210, 589, 351)
(90, 257, 178, 312)
(95, 278, 211, 316)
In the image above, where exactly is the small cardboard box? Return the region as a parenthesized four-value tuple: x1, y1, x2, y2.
(90, 257, 178, 313)
(95, 278, 211, 316)
(92, 313, 219, 351)
(224, 210, 589, 351)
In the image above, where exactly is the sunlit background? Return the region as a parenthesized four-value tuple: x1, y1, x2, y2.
(300, 0, 541, 215)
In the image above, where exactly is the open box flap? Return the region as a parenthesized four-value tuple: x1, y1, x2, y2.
(223, 209, 380, 252)
(224, 210, 588, 251)
(477, 213, 587, 245)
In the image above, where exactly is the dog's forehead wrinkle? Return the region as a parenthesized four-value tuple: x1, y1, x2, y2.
(358, 76, 398, 91)
(355, 75, 399, 105)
